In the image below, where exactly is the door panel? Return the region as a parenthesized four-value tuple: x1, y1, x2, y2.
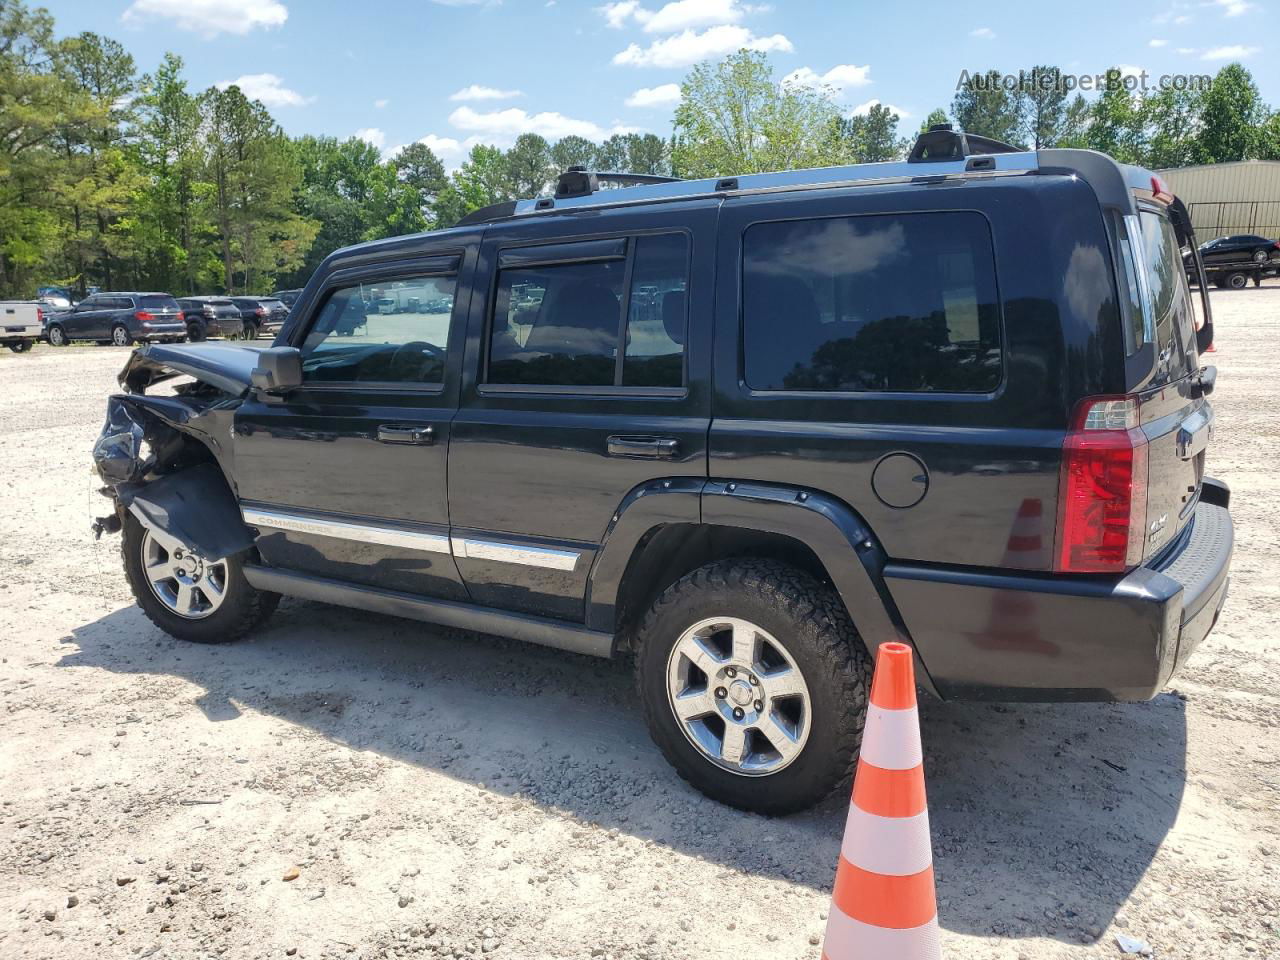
(232, 245, 476, 600)
(448, 201, 718, 621)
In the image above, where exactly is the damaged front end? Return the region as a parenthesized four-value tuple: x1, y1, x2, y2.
(92, 343, 262, 562)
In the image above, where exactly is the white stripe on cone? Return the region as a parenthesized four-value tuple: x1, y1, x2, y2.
(857, 704, 923, 770)
(840, 805, 934, 877)
(823, 908, 941, 959)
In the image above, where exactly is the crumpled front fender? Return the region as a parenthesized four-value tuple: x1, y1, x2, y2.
(116, 463, 255, 562)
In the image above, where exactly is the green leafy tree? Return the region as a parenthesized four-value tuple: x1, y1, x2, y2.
(920, 108, 948, 133)
(672, 49, 848, 177)
(624, 132, 671, 174)
(549, 134, 597, 172)
(1024, 65, 1067, 148)
(1255, 111, 1280, 161)
(1086, 76, 1145, 163)
(1195, 63, 1266, 162)
(505, 132, 554, 196)
(394, 141, 447, 225)
(1141, 85, 1204, 168)
(435, 144, 513, 225)
(1055, 94, 1092, 148)
(840, 104, 902, 162)
(951, 69, 1026, 145)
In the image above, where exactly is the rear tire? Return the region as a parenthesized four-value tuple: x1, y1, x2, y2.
(7, 341, 32, 353)
(1252, 248, 1269, 264)
(121, 512, 278, 644)
(243, 321, 258, 340)
(635, 559, 872, 815)
(111, 324, 132, 347)
(47, 324, 68, 346)
(187, 321, 206, 342)
(1226, 272, 1249, 290)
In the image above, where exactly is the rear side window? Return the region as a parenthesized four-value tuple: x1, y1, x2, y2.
(742, 212, 1002, 393)
(1137, 210, 1198, 384)
(487, 233, 689, 389)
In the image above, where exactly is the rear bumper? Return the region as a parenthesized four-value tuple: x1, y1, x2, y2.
(885, 481, 1233, 702)
(138, 322, 187, 340)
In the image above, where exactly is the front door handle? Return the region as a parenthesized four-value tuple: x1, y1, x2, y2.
(607, 435, 679, 459)
(377, 424, 435, 445)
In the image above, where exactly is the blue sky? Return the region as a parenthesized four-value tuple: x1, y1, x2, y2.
(39, 0, 1278, 168)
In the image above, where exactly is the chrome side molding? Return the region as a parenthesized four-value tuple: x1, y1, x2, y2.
(241, 506, 581, 571)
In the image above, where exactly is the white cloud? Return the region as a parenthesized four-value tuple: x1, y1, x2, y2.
(1208, 0, 1257, 16)
(612, 24, 792, 67)
(215, 73, 312, 108)
(449, 84, 525, 101)
(599, 0, 649, 28)
(626, 83, 682, 107)
(122, 0, 287, 36)
(1200, 43, 1259, 58)
(1175, 13, 1192, 22)
(1149, 38, 1168, 47)
(782, 64, 872, 98)
(448, 105, 638, 141)
(643, 0, 744, 32)
(1176, 46, 1197, 53)
(374, 98, 389, 109)
(1114, 64, 1147, 79)
(1153, 3, 1193, 24)
(355, 127, 386, 150)
(851, 99, 910, 119)
(969, 26, 996, 39)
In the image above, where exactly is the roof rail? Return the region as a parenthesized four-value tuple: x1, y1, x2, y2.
(908, 123, 1022, 163)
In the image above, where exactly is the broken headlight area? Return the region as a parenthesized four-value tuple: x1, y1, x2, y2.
(92, 395, 184, 486)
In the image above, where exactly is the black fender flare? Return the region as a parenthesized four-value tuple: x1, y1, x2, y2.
(584, 477, 936, 694)
(584, 477, 705, 633)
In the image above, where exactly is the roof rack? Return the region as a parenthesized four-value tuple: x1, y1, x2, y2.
(908, 123, 1022, 163)
(452, 148, 1040, 227)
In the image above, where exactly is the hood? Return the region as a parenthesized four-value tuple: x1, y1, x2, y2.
(120, 342, 266, 395)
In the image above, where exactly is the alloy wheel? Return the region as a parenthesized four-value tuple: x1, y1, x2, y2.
(665, 616, 813, 776)
(141, 526, 229, 620)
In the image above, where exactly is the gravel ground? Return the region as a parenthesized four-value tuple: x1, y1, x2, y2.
(0, 287, 1277, 960)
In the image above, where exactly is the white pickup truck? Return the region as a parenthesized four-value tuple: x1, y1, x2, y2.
(0, 301, 44, 353)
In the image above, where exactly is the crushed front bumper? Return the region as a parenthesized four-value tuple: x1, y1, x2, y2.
(883, 480, 1233, 702)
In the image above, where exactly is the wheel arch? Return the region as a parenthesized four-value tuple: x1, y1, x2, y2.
(586, 478, 936, 694)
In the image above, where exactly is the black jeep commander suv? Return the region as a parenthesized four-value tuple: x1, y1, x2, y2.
(92, 128, 1232, 814)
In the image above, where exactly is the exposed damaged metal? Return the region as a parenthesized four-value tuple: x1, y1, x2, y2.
(93, 343, 260, 562)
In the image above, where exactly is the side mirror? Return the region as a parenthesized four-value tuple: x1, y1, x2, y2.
(250, 346, 302, 393)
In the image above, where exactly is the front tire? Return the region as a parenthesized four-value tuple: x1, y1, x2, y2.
(635, 559, 871, 815)
(121, 512, 278, 644)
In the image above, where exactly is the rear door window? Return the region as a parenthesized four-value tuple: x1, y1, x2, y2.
(742, 211, 1002, 392)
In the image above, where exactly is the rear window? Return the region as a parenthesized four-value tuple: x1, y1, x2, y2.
(742, 211, 1002, 393)
(1136, 210, 1198, 385)
(139, 295, 178, 310)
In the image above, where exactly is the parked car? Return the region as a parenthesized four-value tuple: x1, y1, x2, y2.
(1195, 233, 1279, 266)
(91, 129, 1232, 815)
(45, 292, 185, 347)
(176, 297, 245, 341)
(230, 296, 289, 340)
(1, 301, 44, 352)
(271, 288, 303, 310)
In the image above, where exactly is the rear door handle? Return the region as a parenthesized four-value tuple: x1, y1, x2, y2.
(377, 424, 435, 445)
(607, 435, 679, 459)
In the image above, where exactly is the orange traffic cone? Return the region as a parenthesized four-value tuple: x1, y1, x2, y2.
(822, 642, 940, 959)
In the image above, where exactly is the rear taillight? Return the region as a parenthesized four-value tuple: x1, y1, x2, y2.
(256, 306, 267, 316)
(36, 307, 43, 324)
(135, 310, 154, 322)
(1054, 396, 1149, 574)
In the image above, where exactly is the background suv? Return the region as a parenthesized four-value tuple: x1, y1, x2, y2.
(177, 297, 245, 341)
(231, 296, 289, 340)
(1196, 233, 1279, 265)
(44, 292, 184, 347)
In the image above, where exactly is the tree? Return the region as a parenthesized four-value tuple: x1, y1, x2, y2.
(1086, 77, 1145, 163)
(1195, 63, 1266, 162)
(1056, 94, 1091, 148)
(1141, 85, 1203, 168)
(1024, 65, 1067, 148)
(505, 132, 553, 196)
(951, 69, 1025, 146)
(435, 144, 513, 225)
(1256, 111, 1280, 162)
(672, 49, 848, 178)
(394, 141, 446, 225)
(626, 132, 671, 174)
(920, 108, 948, 133)
(550, 134, 597, 172)
(840, 104, 902, 162)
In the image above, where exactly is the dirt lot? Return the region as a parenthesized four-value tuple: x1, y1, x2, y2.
(1, 287, 1278, 960)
